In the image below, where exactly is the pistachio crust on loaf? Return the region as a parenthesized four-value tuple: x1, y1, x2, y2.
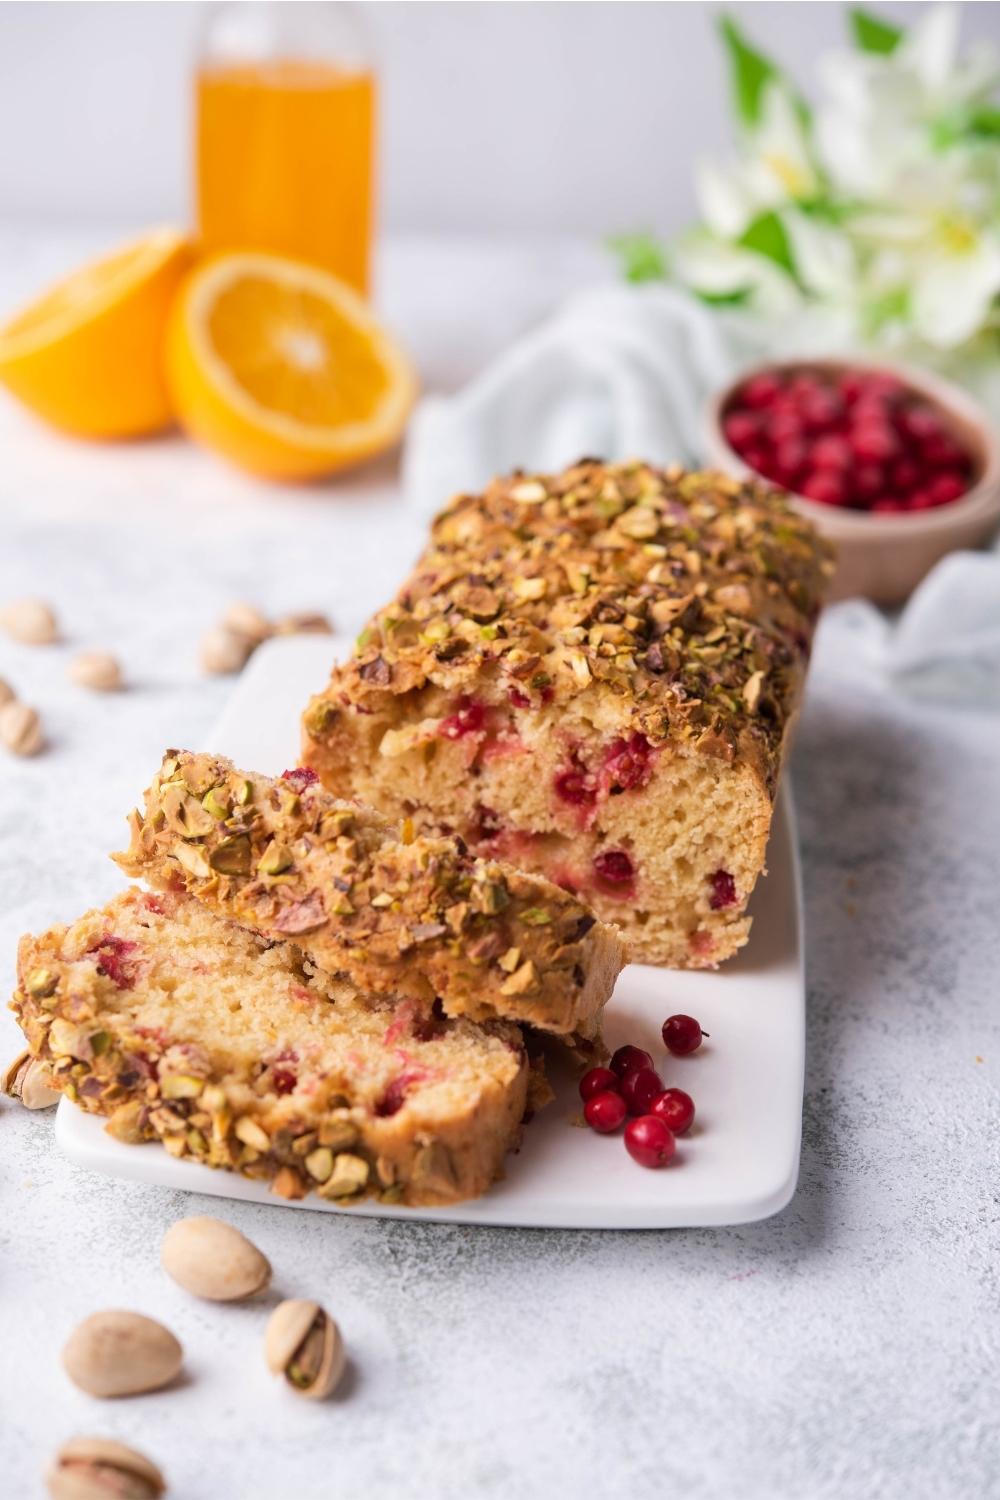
(114, 751, 624, 1040)
(12, 888, 533, 1207)
(301, 461, 833, 967)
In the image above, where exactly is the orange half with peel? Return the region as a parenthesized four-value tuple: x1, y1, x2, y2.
(0, 228, 192, 439)
(166, 252, 417, 481)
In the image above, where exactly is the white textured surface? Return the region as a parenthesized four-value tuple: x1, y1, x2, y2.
(1, 234, 999, 1499)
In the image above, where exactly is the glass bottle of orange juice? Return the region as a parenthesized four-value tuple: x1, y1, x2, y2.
(196, 2, 376, 295)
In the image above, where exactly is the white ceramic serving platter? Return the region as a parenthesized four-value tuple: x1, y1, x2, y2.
(57, 635, 805, 1229)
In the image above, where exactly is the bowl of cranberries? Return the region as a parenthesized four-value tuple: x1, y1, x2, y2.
(706, 359, 1000, 605)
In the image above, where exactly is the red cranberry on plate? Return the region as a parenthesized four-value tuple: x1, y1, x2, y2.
(621, 1067, 664, 1117)
(610, 1044, 654, 1080)
(579, 1066, 620, 1103)
(625, 1115, 677, 1168)
(584, 1091, 628, 1134)
(662, 1014, 706, 1056)
(650, 1087, 696, 1135)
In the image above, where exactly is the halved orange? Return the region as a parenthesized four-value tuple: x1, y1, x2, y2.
(166, 252, 417, 481)
(0, 228, 192, 439)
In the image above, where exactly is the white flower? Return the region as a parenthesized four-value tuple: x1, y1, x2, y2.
(780, 211, 855, 298)
(671, 233, 802, 317)
(658, 4, 1000, 354)
(910, 227, 1000, 347)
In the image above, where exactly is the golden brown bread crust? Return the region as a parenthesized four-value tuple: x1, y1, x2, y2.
(114, 751, 625, 1039)
(303, 461, 833, 794)
(11, 887, 532, 1207)
(301, 462, 832, 967)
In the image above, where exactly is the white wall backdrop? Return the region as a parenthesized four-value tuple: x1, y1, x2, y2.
(0, 2, 997, 237)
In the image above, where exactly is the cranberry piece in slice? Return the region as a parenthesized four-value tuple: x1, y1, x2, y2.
(593, 849, 635, 885)
(579, 1066, 620, 1103)
(709, 869, 737, 910)
(650, 1087, 696, 1135)
(662, 1014, 706, 1056)
(602, 733, 652, 793)
(554, 765, 597, 808)
(741, 372, 783, 410)
(621, 1067, 664, 1117)
(439, 697, 485, 740)
(281, 766, 319, 792)
(625, 1115, 676, 1168)
(584, 1091, 628, 1134)
(508, 686, 531, 709)
(610, 1044, 655, 1080)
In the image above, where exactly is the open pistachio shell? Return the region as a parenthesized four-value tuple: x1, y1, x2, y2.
(264, 1299, 345, 1401)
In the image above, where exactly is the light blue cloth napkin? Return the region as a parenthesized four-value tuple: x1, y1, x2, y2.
(402, 282, 1000, 707)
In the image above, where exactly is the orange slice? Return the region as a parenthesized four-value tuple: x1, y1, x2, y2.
(0, 228, 192, 439)
(166, 252, 417, 481)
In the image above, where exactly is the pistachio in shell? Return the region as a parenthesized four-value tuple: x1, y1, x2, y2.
(46, 1435, 165, 1500)
(160, 1215, 271, 1302)
(61, 1310, 182, 1398)
(264, 1299, 345, 1401)
(3, 1048, 60, 1109)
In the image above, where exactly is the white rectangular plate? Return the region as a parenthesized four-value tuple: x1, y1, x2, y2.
(57, 635, 804, 1229)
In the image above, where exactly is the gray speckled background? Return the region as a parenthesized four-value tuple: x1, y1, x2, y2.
(2, 237, 998, 1500)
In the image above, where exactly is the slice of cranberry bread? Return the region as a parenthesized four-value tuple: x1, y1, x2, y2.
(11, 887, 532, 1207)
(302, 461, 833, 968)
(114, 751, 624, 1041)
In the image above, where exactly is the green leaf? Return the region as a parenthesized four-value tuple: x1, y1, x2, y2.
(931, 103, 1000, 149)
(738, 211, 796, 277)
(608, 233, 668, 284)
(850, 8, 903, 54)
(969, 105, 1000, 137)
(696, 288, 753, 308)
(719, 15, 780, 127)
(862, 285, 910, 337)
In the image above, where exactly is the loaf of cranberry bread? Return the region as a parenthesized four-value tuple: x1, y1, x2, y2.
(11, 887, 533, 1206)
(302, 461, 833, 967)
(114, 751, 624, 1040)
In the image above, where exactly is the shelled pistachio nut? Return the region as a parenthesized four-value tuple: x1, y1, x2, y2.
(46, 1435, 165, 1500)
(62, 1310, 182, 1398)
(264, 1300, 345, 1401)
(3, 1048, 60, 1109)
(160, 1216, 271, 1302)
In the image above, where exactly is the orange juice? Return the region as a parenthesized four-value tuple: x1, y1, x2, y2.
(196, 60, 375, 295)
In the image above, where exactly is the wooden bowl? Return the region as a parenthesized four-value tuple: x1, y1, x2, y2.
(703, 358, 1000, 606)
